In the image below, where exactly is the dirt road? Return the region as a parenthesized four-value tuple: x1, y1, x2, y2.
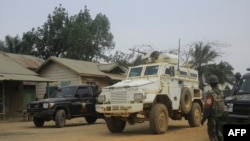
(0, 118, 209, 141)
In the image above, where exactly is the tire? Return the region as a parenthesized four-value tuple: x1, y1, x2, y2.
(55, 109, 66, 128)
(149, 103, 169, 134)
(33, 117, 44, 127)
(187, 102, 202, 127)
(85, 116, 97, 124)
(106, 117, 126, 133)
(180, 88, 192, 114)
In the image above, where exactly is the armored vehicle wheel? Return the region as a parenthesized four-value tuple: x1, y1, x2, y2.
(180, 88, 192, 114)
(85, 116, 97, 124)
(149, 103, 169, 134)
(55, 109, 66, 128)
(106, 116, 126, 133)
(33, 117, 44, 127)
(187, 102, 201, 127)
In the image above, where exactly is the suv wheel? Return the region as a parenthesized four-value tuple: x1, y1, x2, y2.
(55, 109, 66, 128)
(33, 117, 44, 127)
(85, 116, 97, 124)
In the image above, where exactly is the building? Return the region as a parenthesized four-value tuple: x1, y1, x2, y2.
(0, 52, 53, 119)
(36, 56, 127, 99)
(0, 52, 127, 120)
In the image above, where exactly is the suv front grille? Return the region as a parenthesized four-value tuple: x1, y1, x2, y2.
(29, 103, 42, 109)
(111, 91, 127, 104)
(233, 103, 250, 115)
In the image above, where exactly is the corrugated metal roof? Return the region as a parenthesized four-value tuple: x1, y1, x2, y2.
(37, 56, 127, 80)
(98, 63, 127, 73)
(6, 53, 44, 70)
(105, 73, 127, 80)
(0, 74, 54, 82)
(98, 63, 117, 72)
(0, 52, 37, 75)
(38, 56, 107, 77)
(0, 52, 55, 82)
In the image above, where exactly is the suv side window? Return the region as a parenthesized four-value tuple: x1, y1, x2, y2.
(77, 87, 89, 97)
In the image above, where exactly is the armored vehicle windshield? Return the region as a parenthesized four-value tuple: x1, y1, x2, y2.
(128, 65, 160, 77)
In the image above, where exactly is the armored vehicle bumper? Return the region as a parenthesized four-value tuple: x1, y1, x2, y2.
(96, 103, 143, 116)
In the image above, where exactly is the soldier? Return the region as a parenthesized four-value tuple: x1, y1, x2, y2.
(201, 75, 225, 141)
(230, 72, 241, 95)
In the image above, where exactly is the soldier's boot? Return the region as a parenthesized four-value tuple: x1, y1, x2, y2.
(218, 135, 223, 141)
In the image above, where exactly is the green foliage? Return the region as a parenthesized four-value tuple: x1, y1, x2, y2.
(188, 41, 234, 89)
(190, 42, 220, 69)
(0, 4, 114, 61)
(0, 40, 6, 51)
(66, 7, 114, 61)
(0, 4, 235, 87)
(1, 35, 25, 53)
(204, 61, 234, 84)
(106, 51, 142, 68)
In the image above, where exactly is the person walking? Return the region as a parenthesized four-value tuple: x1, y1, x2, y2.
(201, 75, 225, 141)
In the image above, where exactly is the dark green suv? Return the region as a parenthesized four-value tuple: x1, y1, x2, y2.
(224, 69, 250, 124)
(27, 84, 104, 128)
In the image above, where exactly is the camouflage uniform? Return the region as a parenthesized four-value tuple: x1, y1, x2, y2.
(201, 75, 225, 141)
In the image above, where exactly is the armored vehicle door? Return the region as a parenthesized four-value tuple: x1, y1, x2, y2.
(164, 65, 181, 110)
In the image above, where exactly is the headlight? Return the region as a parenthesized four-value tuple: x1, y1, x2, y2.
(98, 95, 106, 103)
(134, 93, 143, 101)
(224, 103, 233, 112)
(43, 103, 54, 108)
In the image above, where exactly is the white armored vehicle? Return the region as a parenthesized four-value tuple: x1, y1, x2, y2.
(96, 51, 203, 134)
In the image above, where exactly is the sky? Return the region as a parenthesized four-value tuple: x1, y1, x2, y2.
(0, 0, 250, 74)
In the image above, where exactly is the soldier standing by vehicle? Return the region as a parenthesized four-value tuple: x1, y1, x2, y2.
(201, 75, 225, 141)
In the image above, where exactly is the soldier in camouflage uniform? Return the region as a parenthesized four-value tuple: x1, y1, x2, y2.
(201, 75, 225, 141)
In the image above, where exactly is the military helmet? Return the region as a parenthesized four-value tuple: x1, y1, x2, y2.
(208, 75, 219, 83)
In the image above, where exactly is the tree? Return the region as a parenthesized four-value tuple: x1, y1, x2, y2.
(0, 40, 6, 52)
(66, 7, 114, 61)
(190, 42, 220, 69)
(28, 4, 70, 59)
(1, 35, 24, 53)
(19, 4, 115, 61)
(188, 42, 221, 89)
(205, 61, 234, 85)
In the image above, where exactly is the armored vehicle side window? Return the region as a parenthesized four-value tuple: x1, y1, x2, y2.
(165, 68, 170, 75)
(190, 73, 197, 78)
(144, 65, 159, 76)
(129, 67, 143, 77)
(180, 70, 187, 76)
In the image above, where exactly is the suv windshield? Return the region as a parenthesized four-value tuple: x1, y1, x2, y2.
(52, 86, 78, 98)
(238, 78, 250, 94)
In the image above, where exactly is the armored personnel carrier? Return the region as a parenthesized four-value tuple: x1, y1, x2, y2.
(96, 50, 203, 134)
